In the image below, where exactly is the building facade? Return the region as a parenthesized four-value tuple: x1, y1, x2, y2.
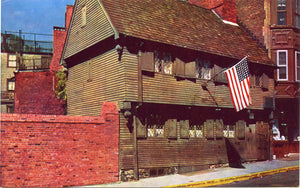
(62, 0, 275, 180)
(235, 0, 300, 141)
(12, 5, 73, 115)
(1, 31, 53, 113)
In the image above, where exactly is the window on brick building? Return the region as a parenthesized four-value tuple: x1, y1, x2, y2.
(295, 0, 300, 27)
(277, 0, 287, 25)
(277, 50, 288, 80)
(8, 54, 17, 67)
(7, 79, 15, 91)
(296, 51, 300, 81)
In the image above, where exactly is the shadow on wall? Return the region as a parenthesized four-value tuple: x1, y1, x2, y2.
(225, 138, 245, 168)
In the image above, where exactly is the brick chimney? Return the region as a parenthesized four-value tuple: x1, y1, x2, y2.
(65, 5, 74, 30)
(50, 5, 74, 72)
(188, 0, 237, 23)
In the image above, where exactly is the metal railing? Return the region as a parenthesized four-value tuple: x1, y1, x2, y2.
(1, 91, 14, 100)
(17, 56, 52, 71)
(1, 30, 53, 54)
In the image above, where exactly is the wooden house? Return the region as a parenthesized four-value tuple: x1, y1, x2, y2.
(62, 0, 276, 180)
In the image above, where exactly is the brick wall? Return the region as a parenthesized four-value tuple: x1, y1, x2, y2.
(188, 0, 237, 23)
(236, 0, 266, 46)
(0, 102, 119, 187)
(14, 71, 66, 115)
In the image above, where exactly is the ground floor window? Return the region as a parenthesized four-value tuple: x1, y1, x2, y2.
(189, 123, 204, 138)
(223, 125, 235, 138)
(146, 114, 165, 137)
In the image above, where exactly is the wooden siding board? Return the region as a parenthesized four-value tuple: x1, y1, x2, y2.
(67, 49, 125, 116)
(122, 48, 139, 102)
(64, 0, 115, 59)
(137, 138, 228, 168)
(119, 114, 135, 170)
(142, 73, 274, 110)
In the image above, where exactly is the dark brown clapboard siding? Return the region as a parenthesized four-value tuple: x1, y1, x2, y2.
(119, 115, 135, 170)
(137, 138, 228, 168)
(142, 73, 275, 110)
(67, 49, 125, 116)
(64, 0, 115, 59)
(122, 48, 139, 102)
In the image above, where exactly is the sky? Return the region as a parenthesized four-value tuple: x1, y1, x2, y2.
(1, 0, 75, 40)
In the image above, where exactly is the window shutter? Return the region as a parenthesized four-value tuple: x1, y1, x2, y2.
(180, 120, 189, 138)
(261, 73, 269, 90)
(185, 61, 196, 78)
(212, 64, 227, 83)
(167, 119, 177, 139)
(174, 58, 185, 77)
(136, 117, 147, 138)
(215, 119, 224, 139)
(141, 52, 154, 72)
(236, 120, 246, 139)
(205, 119, 214, 139)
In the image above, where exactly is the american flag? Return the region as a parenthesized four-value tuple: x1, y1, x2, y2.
(224, 57, 251, 112)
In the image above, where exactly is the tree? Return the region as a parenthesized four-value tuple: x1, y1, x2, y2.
(55, 68, 67, 101)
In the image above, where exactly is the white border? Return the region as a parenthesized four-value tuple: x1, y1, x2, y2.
(277, 50, 288, 81)
(296, 51, 300, 82)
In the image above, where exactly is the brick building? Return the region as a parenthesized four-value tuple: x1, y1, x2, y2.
(1, 32, 52, 113)
(13, 5, 73, 115)
(235, 0, 300, 141)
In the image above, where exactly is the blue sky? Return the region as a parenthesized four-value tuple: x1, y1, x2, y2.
(1, 0, 75, 40)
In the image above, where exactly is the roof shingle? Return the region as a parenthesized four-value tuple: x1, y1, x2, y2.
(101, 0, 273, 65)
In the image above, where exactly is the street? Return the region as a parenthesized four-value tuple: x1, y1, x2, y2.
(216, 169, 299, 187)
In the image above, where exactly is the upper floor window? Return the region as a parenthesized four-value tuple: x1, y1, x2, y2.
(8, 54, 17, 67)
(154, 51, 172, 75)
(277, 0, 287, 25)
(296, 51, 300, 81)
(295, 0, 300, 27)
(81, 5, 87, 27)
(277, 50, 288, 80)
(196, 58, 211, 80)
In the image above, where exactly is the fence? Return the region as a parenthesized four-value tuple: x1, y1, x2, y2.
(1, 30, 53, 54)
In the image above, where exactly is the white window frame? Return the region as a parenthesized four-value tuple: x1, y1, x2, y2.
(7, 79, 15, 91)
(277, 50, 288, 81)
(8, 54, 17, 67)
(296, 51, 300, 81)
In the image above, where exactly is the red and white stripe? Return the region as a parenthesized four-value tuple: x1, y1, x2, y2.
(225, 64, 251, 112)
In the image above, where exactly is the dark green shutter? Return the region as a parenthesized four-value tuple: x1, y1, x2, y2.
(205, 119, 214, 139)
(167, 119, 177, 139)
(215, 119, 224, 138)
(236, 120, 246, 139)
(136, 117, 147, 138)
(180, 120, 189, 138)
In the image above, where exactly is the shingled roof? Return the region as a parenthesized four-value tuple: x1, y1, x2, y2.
(100, 0, 272, 65)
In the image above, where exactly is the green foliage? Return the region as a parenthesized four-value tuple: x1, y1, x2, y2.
(55, 69, 67, 101)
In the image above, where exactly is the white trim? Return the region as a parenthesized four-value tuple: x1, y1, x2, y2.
(296, 51, 300, 82)
(276, 50, 288, 81)
(211, 10, 239, 27)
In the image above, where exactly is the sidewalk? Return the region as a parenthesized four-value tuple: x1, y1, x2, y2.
(81, 153, 299, 187)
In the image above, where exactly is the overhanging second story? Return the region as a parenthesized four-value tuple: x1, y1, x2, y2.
(62, 0, 276, 114)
